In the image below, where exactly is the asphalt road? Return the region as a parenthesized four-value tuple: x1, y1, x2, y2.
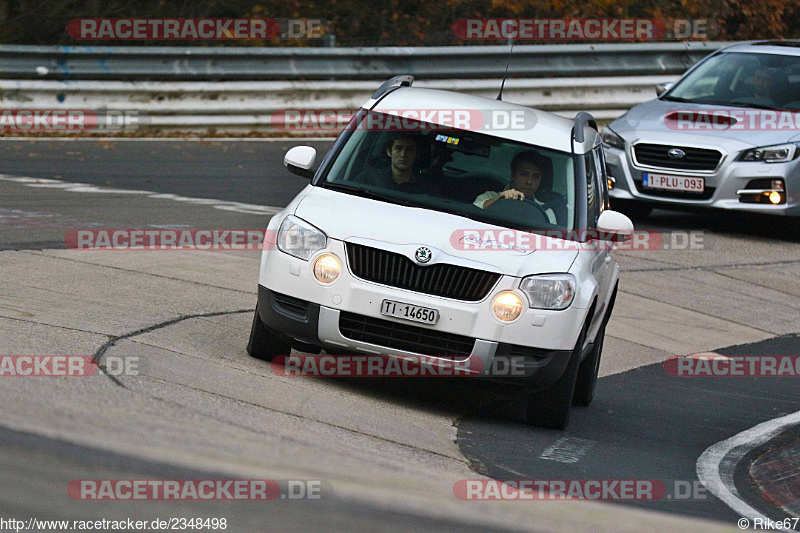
(459, 336, 800, 523)
(1, 139, 799, 532)
(0, 138, 333, 207)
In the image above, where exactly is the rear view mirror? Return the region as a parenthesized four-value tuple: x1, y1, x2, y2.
(655, 82, 674, 97)
(284, 146, 317, 179)
(596, 210, 634, 242)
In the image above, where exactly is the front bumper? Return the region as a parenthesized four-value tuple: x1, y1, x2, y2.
(257, 285, 572, 387)
(605, 143, 800, 216)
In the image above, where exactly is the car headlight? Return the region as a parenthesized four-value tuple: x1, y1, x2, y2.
(277, 215, 327, 260)
(313, 254, 341, 283)
(492, 292, 524, 322)
(739, 143, 800, 163)
(602, 128, 625, 150)
(519, 274, 576, 310)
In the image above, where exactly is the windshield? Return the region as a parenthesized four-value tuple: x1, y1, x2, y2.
(666, 52, 800, 110)
(319, 111, 577, 231)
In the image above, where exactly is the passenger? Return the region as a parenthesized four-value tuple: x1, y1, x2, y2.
(354, 134, 440, 194)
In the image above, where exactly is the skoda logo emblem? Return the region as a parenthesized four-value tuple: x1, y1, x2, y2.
(667, 148, 686, 159)
(415, 247, 432, 264)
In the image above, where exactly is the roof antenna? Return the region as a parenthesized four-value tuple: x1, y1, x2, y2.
(497, 40, 514, 101)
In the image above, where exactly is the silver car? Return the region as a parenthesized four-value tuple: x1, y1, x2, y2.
(604, 41, 800, 218)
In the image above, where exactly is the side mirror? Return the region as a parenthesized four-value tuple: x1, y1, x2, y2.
(596, 210, 634, 242)
(655, 82, 674, 97)
(284, 146, 317, 179)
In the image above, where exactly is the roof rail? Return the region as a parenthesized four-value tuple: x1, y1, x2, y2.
(371, 75, 414, 99)
(572, 111, 598, 143)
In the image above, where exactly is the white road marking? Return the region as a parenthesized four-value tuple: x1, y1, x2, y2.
(0, 175, 283, 216)
(539, 437, 594, 464)
(696, 409, 800, 532)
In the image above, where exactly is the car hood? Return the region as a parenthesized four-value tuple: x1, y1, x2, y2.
(293, 186, 579, 278)
(609, 99, 800, 147)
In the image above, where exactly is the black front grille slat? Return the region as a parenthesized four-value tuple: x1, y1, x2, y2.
(272, 292, 310, 319)
(634, 143, 722, 171)
(345, 243, 500, 301)
(339, 311, 475, 358)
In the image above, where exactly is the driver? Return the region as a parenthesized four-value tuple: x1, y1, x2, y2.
(473, 151, 559, 225)
(749, 70, 777, 101)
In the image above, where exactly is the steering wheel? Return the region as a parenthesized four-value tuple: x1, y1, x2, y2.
(486, 197, 551, 227)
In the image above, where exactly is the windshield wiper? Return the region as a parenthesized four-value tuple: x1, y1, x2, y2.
(661, 95, 696, 103)
(319, 182, 416, 207)
(723, 101, 783, 110)
(665, 96, 788, 111)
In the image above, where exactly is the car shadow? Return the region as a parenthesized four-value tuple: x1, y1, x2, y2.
(633, 208, 800, 243)
(274, 356, 531, 423)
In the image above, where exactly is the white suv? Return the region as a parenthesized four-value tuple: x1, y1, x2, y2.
(248, 76, 633, 429)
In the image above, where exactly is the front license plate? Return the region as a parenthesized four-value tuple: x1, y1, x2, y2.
(643, 172, 705, 193)
(380, 300, 439, 325)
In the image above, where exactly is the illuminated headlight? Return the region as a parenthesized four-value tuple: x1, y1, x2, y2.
(602, 128, 625, 150)
(313, 254, 341, 283)
(492, 292, 523, 322)
(277, 215, 327, 261)
(519, 274, 576, 310)
(739, 143, 799, 163)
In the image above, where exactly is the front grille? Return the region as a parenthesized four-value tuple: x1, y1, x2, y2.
(633, 143, 722, 171)
(345, 242, 500, 302)
(339, 311, 475, 358)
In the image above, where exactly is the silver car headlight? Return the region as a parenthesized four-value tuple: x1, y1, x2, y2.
(277, 215, 327, 261)
(739, 143, 800, 163)
(519, 274, 576, 310)
(602, 128, 625, 150)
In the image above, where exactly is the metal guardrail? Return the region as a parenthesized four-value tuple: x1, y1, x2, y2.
(0, 76, 680, 131)
(0, 43, 731, 132)
(0, 42, 730, 81)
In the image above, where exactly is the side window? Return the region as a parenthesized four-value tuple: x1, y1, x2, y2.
(584, 151, 600, 228)
(594, 146, 610, 211)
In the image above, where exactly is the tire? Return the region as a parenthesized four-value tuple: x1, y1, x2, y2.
(572, 323, 605, 407)
(246, 304, 291, 362)
(523, 324, 586, 430)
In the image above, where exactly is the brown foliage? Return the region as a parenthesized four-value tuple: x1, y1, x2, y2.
(0, 0, 797, 46)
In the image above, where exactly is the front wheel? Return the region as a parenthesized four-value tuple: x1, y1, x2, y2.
(523, 324, 586, 429)
(573, 323, 605, 407)
(246, 304, 291, 361)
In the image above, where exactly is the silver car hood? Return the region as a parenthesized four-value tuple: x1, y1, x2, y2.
(609, 99, 800, 148)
